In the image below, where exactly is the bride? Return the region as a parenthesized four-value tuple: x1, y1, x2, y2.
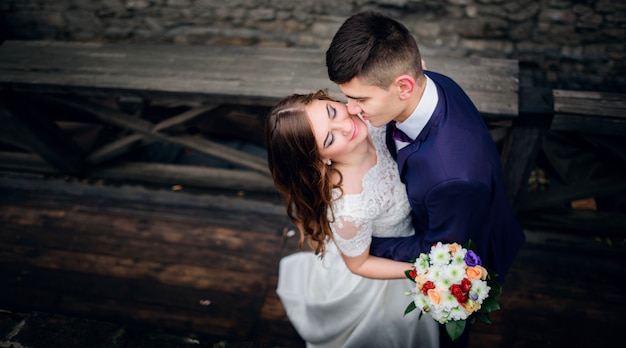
(265, 90, 439, 348)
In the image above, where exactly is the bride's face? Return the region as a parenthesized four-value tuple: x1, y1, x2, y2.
(305, 99, 368, 164)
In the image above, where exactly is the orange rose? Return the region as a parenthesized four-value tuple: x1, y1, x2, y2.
(463, 300, 481, 314)
(466, 265, 488, 280)
(415, 273, 428, 288)
(427, 288, 442, 305)
(448, 243, 461, 253)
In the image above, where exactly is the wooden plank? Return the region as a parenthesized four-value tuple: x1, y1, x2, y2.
(0, 182, 292, 342)
(0, 203, 286, 340)
(0, 207, 283, 273)
(1, 180, 624, 347)
(517, 176, 626, 211)
(0, 178, 300, 345)
(0, 151, 59, 173)
(553, 89, 626, 118)
(0, 243, 269, 293)
(0, 40, 519, 117)
(518, 208, 626, 235)
(550, 113, 626, 135)
(0, 175, 288, 234)
(466, 229, 625, 347)
(89, 162, 276, 192)
(0, 153, 276, 192)
(1, 264, 262, 319)
(0, 283, 259, 338)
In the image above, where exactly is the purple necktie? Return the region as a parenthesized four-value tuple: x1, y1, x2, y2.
(390, 121, 413, 143)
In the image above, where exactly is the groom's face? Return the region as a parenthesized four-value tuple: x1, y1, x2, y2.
(338, 76, 403, 128)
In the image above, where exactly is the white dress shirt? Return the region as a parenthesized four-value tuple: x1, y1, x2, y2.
(394, 75, 438, 150)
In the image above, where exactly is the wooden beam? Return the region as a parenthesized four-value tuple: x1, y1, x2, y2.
(503, 86, 554, 210)
(0, 151, 59, 173)
(553, 90, 626, 118)
(550, 113, 626, 135)
(0, 41, 519, 117)
(517, 176, 626, 212)
(88, 161, 276, 192)
(518, 208, 626, 235)
(86, 104, 219, 165)
(0, 94, 85, 176)
(45, 96, 271, 176)
(85, 133, 145, 164)
(0, 175, 287, 233)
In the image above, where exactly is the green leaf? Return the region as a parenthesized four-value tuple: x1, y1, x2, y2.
(466, 239, 478, 252)
(404, 301, 417, 316)
(480, 297, 501, 313)
(473, 312, 492, 324)
(405, 269, 416, 282)
(445, 320, 466, 341)
(488, 280, 502, 297)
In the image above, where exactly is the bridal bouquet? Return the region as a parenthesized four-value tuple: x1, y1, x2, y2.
(404, 241, 501, 341)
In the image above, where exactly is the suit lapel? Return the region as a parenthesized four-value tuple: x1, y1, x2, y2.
(389, 76, 446, 182)
(385, 123, 398, 160)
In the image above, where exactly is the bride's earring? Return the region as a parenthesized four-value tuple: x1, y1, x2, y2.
(326, 160, 332, 166)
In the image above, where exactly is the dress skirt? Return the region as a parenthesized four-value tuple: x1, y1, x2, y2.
(276, 243, 439, 348)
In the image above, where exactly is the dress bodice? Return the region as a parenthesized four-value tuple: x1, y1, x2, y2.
(330, 124, 414, 257)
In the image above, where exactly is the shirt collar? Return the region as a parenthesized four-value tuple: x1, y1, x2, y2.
(394, 75, 438, 146)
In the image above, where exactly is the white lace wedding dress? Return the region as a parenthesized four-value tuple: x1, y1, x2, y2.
(276, 125, 439, 348)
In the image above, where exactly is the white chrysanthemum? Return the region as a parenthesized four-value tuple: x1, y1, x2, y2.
(433, 277, 454, 292)
(414, 253, 430, 274)
(438, 291, 459, 312)
(448, 306, 470, 321)
(430, 306, 448, 323)
(414, 294, 430, 312)
(426, 265, 445, 283)
(450, 247, 468, 266)
(429, 242, 451, 266)
(470, 279, 491, 303)
(442, 263, 466, 284)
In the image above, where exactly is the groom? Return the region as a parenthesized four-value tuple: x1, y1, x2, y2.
(325, 11, 525, 347)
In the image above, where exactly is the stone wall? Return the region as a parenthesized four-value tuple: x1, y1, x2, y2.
(1, 0, 625, 92)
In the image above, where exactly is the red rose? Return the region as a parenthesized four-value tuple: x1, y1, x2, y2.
(421, 281, 435, 296)
(449, 284, 463, 298)
(461, 278, 471, 293)
(449, 284, 470, 304)
(409, 269, 417, 279)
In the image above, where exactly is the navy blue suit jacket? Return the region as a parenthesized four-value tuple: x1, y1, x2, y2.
(369, 71, 525, 283)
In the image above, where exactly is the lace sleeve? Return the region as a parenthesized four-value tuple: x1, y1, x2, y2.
(330, 215, 372, 257)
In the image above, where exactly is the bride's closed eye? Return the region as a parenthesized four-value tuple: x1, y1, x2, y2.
(323, 103, 337, 148)
(326, 103, 337, 119)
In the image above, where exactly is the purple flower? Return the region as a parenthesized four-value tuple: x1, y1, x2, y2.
(464, 250, 482, 266)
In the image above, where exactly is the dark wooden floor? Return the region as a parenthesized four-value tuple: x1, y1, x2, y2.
(1, 172, 625, 348)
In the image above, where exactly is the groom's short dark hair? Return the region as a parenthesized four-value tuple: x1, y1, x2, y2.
(326, 11, 423, 89)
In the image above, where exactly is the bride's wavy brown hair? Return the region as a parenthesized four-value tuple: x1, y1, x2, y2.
(265, 90, 343, 255)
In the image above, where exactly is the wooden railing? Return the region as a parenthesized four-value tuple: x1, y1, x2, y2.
(0, 40, 523, 196)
